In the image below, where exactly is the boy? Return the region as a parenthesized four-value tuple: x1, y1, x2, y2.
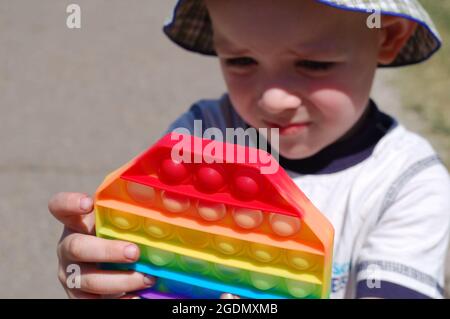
(49, 0, 450, 298)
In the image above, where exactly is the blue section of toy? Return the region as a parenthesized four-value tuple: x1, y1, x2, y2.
(102, 262, 286, 299)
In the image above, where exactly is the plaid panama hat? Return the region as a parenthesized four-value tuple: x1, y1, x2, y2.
(162, 0, 442, 67)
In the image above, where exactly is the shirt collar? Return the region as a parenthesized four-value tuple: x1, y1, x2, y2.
(258, 99, 397, 175)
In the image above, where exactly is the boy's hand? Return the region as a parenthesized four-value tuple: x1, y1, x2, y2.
(49, 192, 156, 299)
(49, 192, 241, 299)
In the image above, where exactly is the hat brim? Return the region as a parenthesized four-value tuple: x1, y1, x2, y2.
(163, 0, 442, 67)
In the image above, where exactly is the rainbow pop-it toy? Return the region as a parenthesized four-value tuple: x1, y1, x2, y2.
(94, 132, 334, 299)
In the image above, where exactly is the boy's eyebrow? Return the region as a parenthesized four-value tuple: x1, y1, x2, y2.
(289, 41, 347, 58)
(213, 34, 346, 58)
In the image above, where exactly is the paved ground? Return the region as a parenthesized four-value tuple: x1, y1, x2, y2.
(0, 0, 448, 298)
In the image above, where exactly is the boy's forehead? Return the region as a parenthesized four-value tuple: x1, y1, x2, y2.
(213, 31, 347, 58)
(207, 0, 367, 56)
(212, 19, 355, 58)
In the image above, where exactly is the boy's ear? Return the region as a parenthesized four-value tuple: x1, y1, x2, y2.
(377, 16, 418, 65)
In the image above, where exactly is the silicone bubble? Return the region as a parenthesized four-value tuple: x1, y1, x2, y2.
(269, 213, 301, 237)
(285, 280, 315, 298)
(125, 181, 155, 204)
(249, 272, 279, 291)
(108, 210, 141, 230)
(213, 235, 244, 255)
(143, 218, 173, 239)
(161, 191, 190, 213)
(158, 158, 190, 185)
(146, 247, 176, 266)
(232, 171, 259, 201)
(214, 264, 243, 282)
(286, 251, 316, 271)
(250, 243, 280, 263)
(179, 256, 210, 274)
(197, 200, 227, 222)
(232, 208, 263, 229)
(194, 166, 226, 193)
(178, 228, 210, 248)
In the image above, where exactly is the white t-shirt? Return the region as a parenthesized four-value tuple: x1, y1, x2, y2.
(166, 93, 450, 299)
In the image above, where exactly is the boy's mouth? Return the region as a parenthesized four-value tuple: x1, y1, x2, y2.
(263, 121, 312, 136)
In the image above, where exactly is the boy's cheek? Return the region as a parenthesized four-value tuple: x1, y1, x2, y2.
(225, 91, 258, 121)
(309, 89, 358, 118)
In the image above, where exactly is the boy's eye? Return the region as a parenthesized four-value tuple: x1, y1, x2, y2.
(296, 60, 335, 71)
(224, 57, 257, 67)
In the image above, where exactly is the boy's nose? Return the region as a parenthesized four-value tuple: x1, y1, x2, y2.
(257, 88, 302, 115)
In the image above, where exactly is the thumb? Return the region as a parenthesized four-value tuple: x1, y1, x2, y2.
(49, 192, 96, 234)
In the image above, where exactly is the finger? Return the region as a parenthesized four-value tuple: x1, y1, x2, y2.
(58, 268, 101, 299)
(59, 270, 136, 299)
(77, 265, 156, 295)
(49, 192, 93, 218)
(49, 192, 95, 234)
(59, 233, 141, 263)
(66, 288, 103, 299)
(101, 293, 126, 299)
(220, 293, 241, 299)
(100, 293, 141, 299)
(119, 294, 141, 299)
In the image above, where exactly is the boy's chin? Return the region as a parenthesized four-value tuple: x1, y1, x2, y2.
(276, 144, 320, 160)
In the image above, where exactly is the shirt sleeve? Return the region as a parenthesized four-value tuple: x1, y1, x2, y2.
(164, 104, 202, 136)
(163, 93, 249, 138)
(354, 159, 450, 299)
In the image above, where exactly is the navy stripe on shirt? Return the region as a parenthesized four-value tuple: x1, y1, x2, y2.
(356, 280, 433, 299)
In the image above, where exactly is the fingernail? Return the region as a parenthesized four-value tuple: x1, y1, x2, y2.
(124, 244, 138, 260)
(80, 197, 93, 211)
(143, 275, 155, 286)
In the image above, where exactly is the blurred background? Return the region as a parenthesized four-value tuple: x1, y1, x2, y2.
(0, 0, 448, 298)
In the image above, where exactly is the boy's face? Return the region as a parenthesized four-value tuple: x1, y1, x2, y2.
(205, 0, 383, 159)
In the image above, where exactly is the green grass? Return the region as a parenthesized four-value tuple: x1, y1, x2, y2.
(393, 0, 450, 167)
